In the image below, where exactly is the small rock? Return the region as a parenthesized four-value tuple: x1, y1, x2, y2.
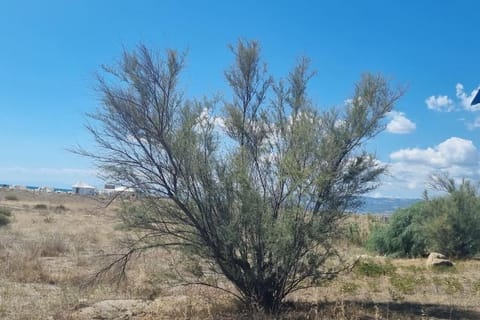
(72, 299, 149, 320)
(426, 252, 454, 267)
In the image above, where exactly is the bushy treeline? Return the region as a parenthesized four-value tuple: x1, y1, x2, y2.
(367, 178, 480, 258)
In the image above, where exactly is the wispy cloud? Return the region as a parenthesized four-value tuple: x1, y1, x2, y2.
(456, 83, 480, 111)
(425, 83, 480, 112)
(467, 116, 480, 131)
(425, 95, 454, 112)
(386, 111, 416, 134)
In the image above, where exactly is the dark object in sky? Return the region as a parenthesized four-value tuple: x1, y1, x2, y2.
(472, 89, 480, 106)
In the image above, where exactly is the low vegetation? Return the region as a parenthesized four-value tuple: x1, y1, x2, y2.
(0, 189, 480, 319)
(355, 259, 396, 278)
(367, 176, 480, 258)
(366, 202, 427, 257)
(4, 194, 18, 201)
(0, 213, 10, 227)
(33, 204, 48, 210)
(0, 207, 11, 227)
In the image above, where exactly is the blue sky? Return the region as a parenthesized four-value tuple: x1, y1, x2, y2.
(1, 0, 480, 198)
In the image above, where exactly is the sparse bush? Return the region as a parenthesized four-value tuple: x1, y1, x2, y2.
(355, 259, 396, 277)
(388, 287, 405, 302)
(5, 194, 18, 201)
(401, 264, 425, 274)
(441, 276, 464, 295)
(341, 281, 360, 295)
(367, 280, 381, 292)
(472, 279, 480, 295)
(389, 273, 424, 295)
(43, 215, 55, 223)
(184, 257, 204, 278)
(432, 276, 464, 295)
(0, 214, 10, 227)
(1, 242, 49, 283)
(81, 40, 403, 313)
(34, 204, 48, 210)
(431, 265, 457, 274)
(0, 207, 11, 226)
(344, 221, 370, 246)
(39, 235, 69, 257)
(0, 207, 12, 217)
(54, 204, 68, 212)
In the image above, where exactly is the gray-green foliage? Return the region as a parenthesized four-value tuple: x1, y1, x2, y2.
(0, 207, 11, 226)
(368, 176, 480, 258)
(366, 203, 428, 257)
(424, 177, 480, 257)
(83, 40, 402, 313)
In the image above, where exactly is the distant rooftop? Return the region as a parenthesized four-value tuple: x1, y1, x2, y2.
(71, 181, 95, 189)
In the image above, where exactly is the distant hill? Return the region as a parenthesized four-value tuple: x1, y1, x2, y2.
(356, 196, 421, 214)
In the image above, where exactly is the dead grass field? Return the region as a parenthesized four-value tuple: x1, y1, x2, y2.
(0, 189, 479, 319)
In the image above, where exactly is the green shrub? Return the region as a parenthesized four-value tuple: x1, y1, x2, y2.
(0, 207, 12, 217)
(54, 205, 68, 212)
(355, 259, 396, 277)
(33, 204, 48, 210)
(0, 213, 10, 226)
(0, 207, 12, 226)
(422, 181, 480, 258)
(367, 178, 480, 258)
(366, 202, 427, 257)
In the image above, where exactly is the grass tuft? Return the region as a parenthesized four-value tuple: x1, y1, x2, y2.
(355, 259, 396, 278)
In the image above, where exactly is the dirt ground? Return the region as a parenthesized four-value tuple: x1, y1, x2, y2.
(0, 189, 479, 319)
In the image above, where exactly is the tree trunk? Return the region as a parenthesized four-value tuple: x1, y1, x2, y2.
(250, 278, 282, 314)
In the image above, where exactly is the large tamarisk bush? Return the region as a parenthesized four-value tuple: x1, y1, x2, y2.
(81, 40, 402, 313)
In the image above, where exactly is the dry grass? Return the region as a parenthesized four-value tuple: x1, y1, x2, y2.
(0, 189, 480, 319)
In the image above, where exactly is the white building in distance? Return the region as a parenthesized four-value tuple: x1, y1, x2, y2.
(72, 182, 96, 196)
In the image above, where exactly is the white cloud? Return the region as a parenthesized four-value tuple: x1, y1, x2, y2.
(390, 137, 478, 167)
(386, 111, 416, 134)
(425, 83, 480, 113)
(456, 83, 480, 111)
(375, 137, 480, 198)
(467, 116, 480, 130)
(425, 95, 454, 112)
(197, 108, 225, 130)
